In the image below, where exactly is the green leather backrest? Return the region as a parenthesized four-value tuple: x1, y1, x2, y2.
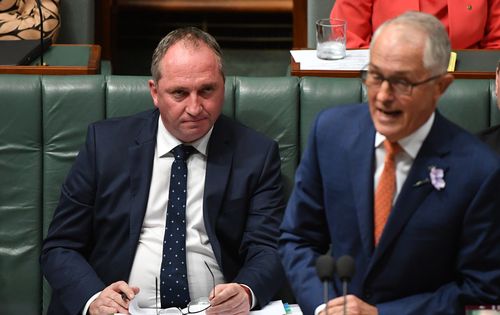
(0, 74, 496, 315)
(300, 77, 364, 152)
(0, 75, 42, 314)
(438, 79, 491, 133)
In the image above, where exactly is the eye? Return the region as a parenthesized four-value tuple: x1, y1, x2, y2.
(170, 89, 188, 100)
(368, 72, 383, 82)
(392, 79, 411, 88)
(200, 86, 215, 97)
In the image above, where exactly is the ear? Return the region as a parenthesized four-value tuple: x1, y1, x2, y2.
(437, 73, 454, 95)
(431, 73, 454, 104)
(148, 79, 159, 108)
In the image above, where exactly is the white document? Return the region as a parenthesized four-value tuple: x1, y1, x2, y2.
(250, 300, 287, 315)
(122, 299, 288, 315)
(290, 49, 370, 71)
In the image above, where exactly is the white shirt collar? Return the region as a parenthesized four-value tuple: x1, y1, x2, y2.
(157, 116, 213, 158)
(374, 112, 435, 159)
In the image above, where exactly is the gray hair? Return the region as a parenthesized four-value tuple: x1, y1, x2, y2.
(151, 27, 225, 82)
(370, 11, 451, 75)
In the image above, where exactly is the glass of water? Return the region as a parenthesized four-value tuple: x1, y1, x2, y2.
(316, 18, 347, 60)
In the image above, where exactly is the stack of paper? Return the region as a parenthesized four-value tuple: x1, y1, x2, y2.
(290, 49, 369, 71)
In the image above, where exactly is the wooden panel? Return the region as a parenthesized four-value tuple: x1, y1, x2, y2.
(117, 0, 292, 12)
(290, 49, 498, 79)
(0, 45, 101, 75)
(292, 0, 307, 48)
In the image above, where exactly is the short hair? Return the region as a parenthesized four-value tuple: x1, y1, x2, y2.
(370, 11, 451, 75)
(150, 27, 224, 82)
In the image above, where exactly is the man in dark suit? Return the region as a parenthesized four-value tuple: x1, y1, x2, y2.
(478, 60, 500, 154)
(280, 12, 500, 315)
(41, 27, 285, 315)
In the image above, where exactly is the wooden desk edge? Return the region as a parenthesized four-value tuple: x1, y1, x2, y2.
(291, 59, 496, 79)
(0, 44, 101, 75)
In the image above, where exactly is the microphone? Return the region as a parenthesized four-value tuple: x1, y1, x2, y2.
(336, 255, 355, 315)
(315, 254, 336, 314)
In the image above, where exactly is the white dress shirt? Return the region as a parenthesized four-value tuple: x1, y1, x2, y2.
(128, 116, 224, 308)
(314, 113, 435, 315)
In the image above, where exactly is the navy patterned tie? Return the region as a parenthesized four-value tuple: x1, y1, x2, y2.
(160, 144, 196, 308)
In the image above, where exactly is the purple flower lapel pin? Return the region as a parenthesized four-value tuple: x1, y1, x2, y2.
(413, 166, 446, 191)
(429, 166, 446, 190)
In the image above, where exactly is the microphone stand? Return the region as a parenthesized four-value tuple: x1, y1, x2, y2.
(324, 281, 329, 315)
(36, 0, 45, 66)
(342, 280, 347, 315)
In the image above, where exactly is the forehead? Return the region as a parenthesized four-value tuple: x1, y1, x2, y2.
(158, 41, 222, 82)
(370, 24, 427, 76)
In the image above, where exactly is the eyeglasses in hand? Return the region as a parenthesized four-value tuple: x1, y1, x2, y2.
(155, 261, 216, 315)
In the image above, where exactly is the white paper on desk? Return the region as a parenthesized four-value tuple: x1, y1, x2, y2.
(125, 299, 286, 315)
(250, 300, 286, 315)
(290, 49, 369, 71)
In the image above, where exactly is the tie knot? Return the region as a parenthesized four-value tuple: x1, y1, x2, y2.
(383, 140, 401, 159)
(172, 145, 196, 161)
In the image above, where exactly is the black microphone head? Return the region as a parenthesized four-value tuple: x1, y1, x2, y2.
(315, 254, 336, 281)
(336, 255, 355, 281)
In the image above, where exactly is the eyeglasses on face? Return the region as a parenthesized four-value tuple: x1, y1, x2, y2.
(155, 261, 216, 315)
(361, 64, 444, 96)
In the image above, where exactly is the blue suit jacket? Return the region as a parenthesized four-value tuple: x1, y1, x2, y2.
(41, 109, 286, 315)
(280, 104, 500, 315)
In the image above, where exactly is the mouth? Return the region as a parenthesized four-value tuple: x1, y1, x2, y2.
(376, 107, 402, 119)
(183, 117, 208, 123)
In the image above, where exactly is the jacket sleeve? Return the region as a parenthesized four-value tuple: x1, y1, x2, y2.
(480, 0, 500, 48)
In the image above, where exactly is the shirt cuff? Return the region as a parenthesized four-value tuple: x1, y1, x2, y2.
(83, 291, 101, 315)
(238, 284, 257, 309)
(315, 303, 326, 315)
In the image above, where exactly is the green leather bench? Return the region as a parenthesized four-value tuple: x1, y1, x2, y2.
(0, 75, 497, 314)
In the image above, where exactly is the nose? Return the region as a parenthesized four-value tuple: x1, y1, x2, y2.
(185, 94, 203, 116)
(375, 80, 395, 104)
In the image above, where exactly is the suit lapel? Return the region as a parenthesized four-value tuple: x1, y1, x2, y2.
(349, 112, 377, 257)
(203, 117, 233, 265)
(367, 112, 451, 273)
(127, 110, 159, 272)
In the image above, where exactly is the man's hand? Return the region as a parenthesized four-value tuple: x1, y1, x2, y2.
(206, 283, 251, 315)
(89, 281, 140, 315)
(320, 295, 378, 315)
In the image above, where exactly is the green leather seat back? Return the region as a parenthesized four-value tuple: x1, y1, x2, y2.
(299, 77, 363, 153)
(0, 75, 42, 314)
(490, 79, 500, 126)
(234, 77, 299, 198)
(438, 79, 491, 133)
(41, 75, 107, 313)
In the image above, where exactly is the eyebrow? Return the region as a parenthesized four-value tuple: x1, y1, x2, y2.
(369, 63, 413, 77)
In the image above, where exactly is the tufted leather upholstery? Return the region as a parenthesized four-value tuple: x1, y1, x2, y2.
(0, 75, 497, 314)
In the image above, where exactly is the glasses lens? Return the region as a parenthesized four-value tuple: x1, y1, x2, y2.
(157, 308, 183, 314)
(187, 297, 211, 313)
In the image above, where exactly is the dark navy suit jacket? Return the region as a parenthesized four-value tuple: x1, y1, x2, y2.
(41, 109, 286, 315)
(280, 104, 500, 315)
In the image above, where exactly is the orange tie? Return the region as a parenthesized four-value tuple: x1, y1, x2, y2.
(374, 140, 401, 245)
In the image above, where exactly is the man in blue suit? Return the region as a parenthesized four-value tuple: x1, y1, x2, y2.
(280, 12, 500, 315)
(41, 27, 285, 315)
